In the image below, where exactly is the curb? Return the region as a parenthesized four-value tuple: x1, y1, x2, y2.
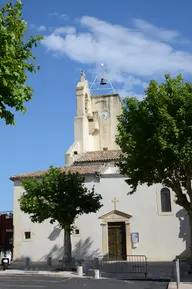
(0, 270, 87, 278)
(167, 282, 176, 289)
(0, 270, 108, 280)
(168, 282, 192, 289)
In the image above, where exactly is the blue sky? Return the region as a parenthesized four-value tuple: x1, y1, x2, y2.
(1, 0, 192, 211)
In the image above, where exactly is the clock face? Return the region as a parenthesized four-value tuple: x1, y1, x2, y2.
(101, 111, 109, 120)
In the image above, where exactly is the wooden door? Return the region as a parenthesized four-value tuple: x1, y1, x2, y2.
(108, 222, 126, 260)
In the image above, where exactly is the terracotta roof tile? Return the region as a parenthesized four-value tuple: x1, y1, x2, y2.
(10, 165, 102, 181)
(74, 150, 121, 163)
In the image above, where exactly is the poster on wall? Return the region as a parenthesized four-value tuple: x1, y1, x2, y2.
(131, 232, 139, 244)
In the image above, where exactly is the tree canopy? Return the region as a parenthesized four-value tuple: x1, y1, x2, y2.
(116, 74, 192, 217)
(19, 166, 103, 265)
(0, 1, 42, 125)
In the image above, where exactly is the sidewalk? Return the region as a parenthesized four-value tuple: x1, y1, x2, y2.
(0, 269, 87, 278)
(168, 282, 192, 289)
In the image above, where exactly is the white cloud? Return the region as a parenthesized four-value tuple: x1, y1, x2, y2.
(30, 24, 37, 30)
(48, 12, 59, 16)
(60, 14, 69, 20)
(115, 75, 147, 99)
(42, 16, 192, 98)
(133, 19, 180, 43)
(118, 89, 145, 100)
(48, 12, 69, 20)
(54, 26, 76, 35)
(38, 25, 47, 32)
(30, 24, 47, 32)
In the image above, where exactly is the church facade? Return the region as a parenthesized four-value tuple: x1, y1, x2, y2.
(10, 73, 189, 262)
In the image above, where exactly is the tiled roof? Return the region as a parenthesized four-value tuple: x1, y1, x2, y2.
(10, 165, 102, 181)
(74, 150, 121, 163)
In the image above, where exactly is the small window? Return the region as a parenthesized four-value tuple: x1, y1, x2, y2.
(24, 231, 31, 240)
(160, 187, 172, 212)
(75, 229, 80, 235)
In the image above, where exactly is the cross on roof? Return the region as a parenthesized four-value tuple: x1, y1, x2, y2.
(111, 197, 119, 210)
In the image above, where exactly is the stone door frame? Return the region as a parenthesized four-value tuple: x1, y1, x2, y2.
(99, 210, 132, 258)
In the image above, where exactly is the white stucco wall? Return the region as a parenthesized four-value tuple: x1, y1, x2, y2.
(90, 94, 122, 151)
(13, 169, 189, 262)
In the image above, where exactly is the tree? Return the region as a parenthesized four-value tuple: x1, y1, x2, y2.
(19, 166, 103, 268)
(0, 1, 42, 125)
(116, 74, 192, 257)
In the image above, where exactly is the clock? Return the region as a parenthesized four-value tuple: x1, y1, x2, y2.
(101, 111, 109, 120)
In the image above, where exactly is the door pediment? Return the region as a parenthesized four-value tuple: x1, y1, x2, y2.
(99, 210, 132, 221)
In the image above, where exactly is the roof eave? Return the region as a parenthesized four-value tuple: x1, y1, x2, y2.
(10, 171, 99, 182)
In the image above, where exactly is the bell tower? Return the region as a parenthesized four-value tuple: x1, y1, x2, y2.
(65, 69, 122, 166)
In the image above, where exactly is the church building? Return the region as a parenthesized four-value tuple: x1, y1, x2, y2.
(10, 72, 189, 263)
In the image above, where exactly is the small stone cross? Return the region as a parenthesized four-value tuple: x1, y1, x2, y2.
(111, 197, 119, 210)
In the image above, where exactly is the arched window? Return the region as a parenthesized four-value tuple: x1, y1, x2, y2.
(160, 187, 172, 212)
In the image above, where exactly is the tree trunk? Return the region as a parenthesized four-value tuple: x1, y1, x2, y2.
(62, 226, 72, 270)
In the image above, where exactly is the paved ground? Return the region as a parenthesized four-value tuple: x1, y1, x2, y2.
(0, 275, 169, 289)
(169, 282, 192, 289)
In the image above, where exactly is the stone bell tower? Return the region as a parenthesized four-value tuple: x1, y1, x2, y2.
(65, 71, 123, 166)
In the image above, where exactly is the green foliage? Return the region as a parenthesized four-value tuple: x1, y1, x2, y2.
(19, 166, 103, 230)
(116, 74, 192, 214)
(0, 1, 43, 125)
